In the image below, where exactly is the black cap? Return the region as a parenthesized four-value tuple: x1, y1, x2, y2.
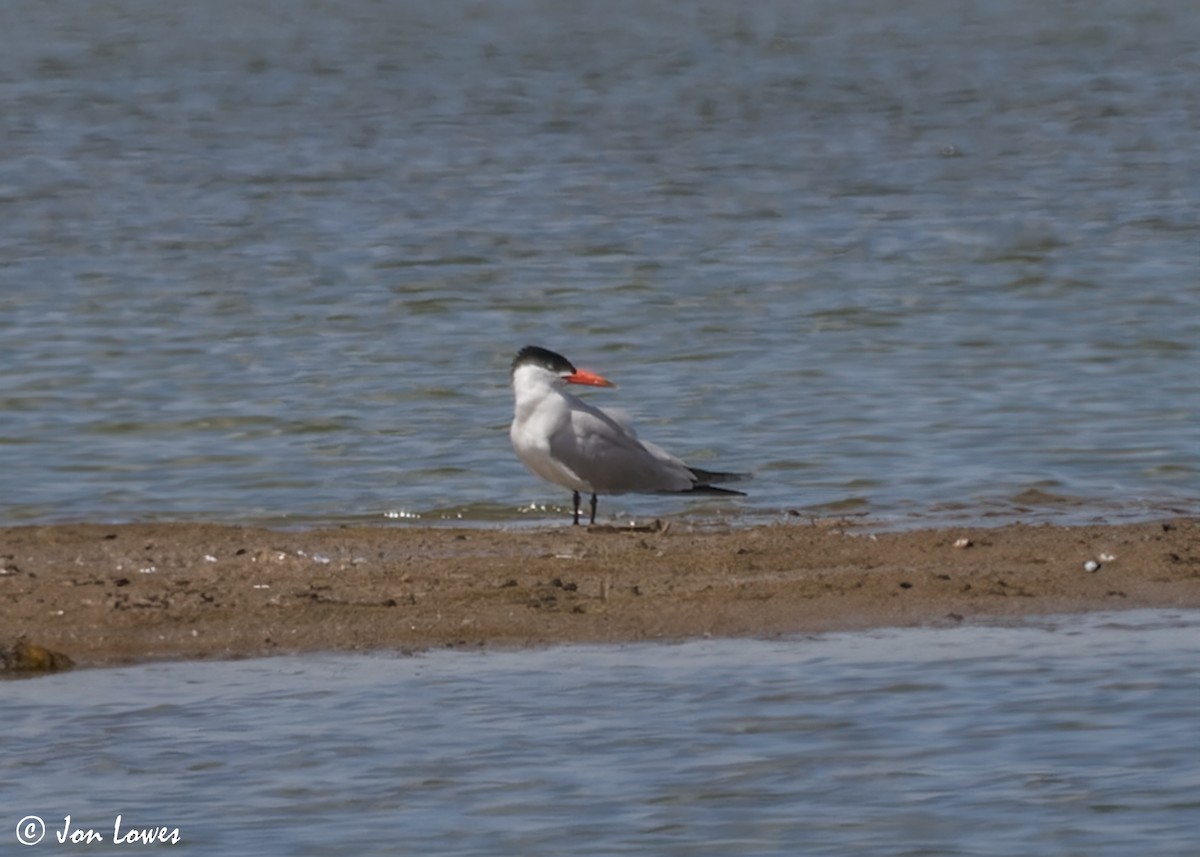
(511, 345, 576, 376)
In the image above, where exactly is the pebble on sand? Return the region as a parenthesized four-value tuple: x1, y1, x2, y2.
(1, 640, 75, 674)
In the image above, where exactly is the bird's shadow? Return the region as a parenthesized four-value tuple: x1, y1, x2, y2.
(584, 519, 670, 535)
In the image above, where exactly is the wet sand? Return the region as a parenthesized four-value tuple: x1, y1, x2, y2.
(3, 517, 1199, 672)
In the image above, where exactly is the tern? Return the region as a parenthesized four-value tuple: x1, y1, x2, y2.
(509, 345, 748, 525)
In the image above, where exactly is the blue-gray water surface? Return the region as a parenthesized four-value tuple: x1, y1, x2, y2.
(2, 0, 1198, 528)
(3, 610, 1198, 856)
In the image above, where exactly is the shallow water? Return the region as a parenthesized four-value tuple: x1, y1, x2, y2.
(4, 609, 1198, 855)
(1, 0, 1198, 528)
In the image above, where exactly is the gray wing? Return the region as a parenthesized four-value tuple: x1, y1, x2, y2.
(550, 399, 696, 493)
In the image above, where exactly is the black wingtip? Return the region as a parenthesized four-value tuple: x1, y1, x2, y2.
(688, 467, 752, 486)
(686, 484, 748, 497)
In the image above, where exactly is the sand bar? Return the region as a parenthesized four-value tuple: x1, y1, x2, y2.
(2, 517, 1198, 673)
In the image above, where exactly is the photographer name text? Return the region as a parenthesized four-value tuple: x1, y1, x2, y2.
(15, 815, 181, 847)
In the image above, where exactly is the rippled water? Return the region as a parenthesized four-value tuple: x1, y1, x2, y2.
(4, 610, 1198, 855)
(1, 1, 1197, 527)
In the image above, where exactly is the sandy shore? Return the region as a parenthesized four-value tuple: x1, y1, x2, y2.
(3, 517, 1198, 673)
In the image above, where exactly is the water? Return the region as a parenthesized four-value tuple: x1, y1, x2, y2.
(2, 0, 1198, 527)
(2, 609, 1196, 855)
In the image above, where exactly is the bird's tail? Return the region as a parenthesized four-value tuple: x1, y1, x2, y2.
(685, 484, 747, 497)
(687, 467, 751, 496)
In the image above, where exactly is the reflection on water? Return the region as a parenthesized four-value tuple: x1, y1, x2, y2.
(1, 0, 1198, 527)
(3, 610, 1198, 856)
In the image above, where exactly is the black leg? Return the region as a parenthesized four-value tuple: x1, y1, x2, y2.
(589, 493, 598, 525)
(572, 491, 581, 526)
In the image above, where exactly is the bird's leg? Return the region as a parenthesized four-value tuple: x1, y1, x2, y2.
(572, 491, 581, 526)
(589, 493, 598, 526)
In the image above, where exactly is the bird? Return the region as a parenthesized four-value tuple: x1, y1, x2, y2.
(509, 345, 748, 525)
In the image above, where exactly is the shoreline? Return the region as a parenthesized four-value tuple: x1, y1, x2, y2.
(3, 517, 1199, 674)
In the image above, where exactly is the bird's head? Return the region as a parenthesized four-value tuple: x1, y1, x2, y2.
(511, 345, 616, 391)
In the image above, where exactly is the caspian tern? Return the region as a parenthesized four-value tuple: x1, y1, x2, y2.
(509, 345, 748, 525)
